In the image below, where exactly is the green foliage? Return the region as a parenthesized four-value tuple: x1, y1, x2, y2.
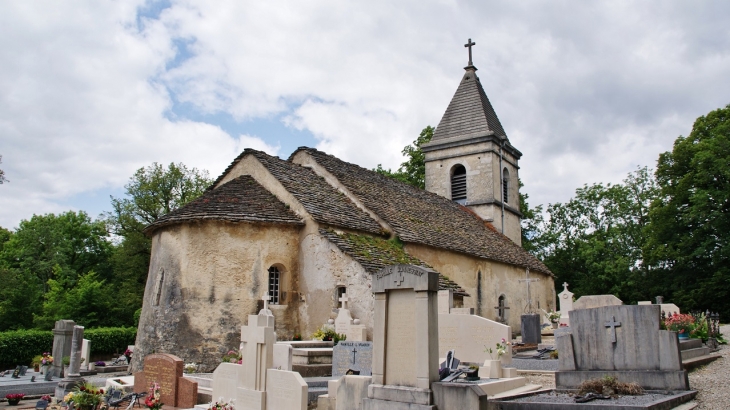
(33, 271, 114, 329)
(646, 104, 730, 320)
(311, 326, 346, 345)
(519, 179, 544, 254)
(0, 329, 52, 368)
(0, 327, 136, 368)
(532, 167, 659, 304)
(374, 126, 434, 189)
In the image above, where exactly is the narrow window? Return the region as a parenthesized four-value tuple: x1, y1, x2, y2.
(451, 164, 467, 204)
(502, 167, 510, 203)
(154, 268, 165, 306)
(497, 295, 508, 323)
(268, 266, 281, 305)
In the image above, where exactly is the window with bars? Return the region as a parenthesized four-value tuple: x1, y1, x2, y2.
(268, 266, 280, 304)
(502, 167, 510, 203)
(451, 164, 467, 204)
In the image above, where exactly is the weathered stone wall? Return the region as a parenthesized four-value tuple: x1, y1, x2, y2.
(132, 221, 302, 372)
(404, 243, 555, 332)
(297, 230, 374, 340)
(424, 139, 521, 244)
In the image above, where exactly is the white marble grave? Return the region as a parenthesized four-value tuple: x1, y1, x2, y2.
(558, 282, 574, 326)
(273, 344, 293, 371)
(265, 369, 307, 410)
(80, 339, 90, 370)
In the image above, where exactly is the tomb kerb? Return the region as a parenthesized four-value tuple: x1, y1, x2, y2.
(365, 264, 439, 410)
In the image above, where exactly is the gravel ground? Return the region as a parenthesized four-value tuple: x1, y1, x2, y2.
(687, 324, 729, 410)
(512, 358, 559, 371)
(508, 390, 693, 406)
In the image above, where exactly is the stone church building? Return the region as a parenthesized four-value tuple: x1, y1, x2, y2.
(132, 59, 554, 372)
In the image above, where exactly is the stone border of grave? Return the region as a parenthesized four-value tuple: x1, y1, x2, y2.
(486, 388, 698, 409)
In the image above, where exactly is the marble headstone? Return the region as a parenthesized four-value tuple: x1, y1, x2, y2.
(133, 353, 198, 408)
(438, 312, 512, 365)
(573, 294, 623, 310)
(265, 369, 307, 410)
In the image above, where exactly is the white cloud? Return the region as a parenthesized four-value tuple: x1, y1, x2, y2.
(1, 1, 729, 228)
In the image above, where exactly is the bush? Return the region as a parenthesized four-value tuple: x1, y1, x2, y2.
(0, 327, 136, 368)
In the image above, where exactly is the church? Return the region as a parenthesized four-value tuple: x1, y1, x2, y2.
(132, 51, 555, 372)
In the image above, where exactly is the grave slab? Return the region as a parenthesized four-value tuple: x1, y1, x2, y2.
(332, 342, 373, 378)
(265, 369, 307, 410)
(520, 314, 541, 344)
(438, 313, 512, 365)
(573, 294, 623, 310)
(335, 375, 371, 410)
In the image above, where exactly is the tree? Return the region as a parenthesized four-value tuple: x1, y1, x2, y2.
(519, 180, 544, 254)
(106, 162, 213, 324)
(374, 126, 434, 189)
(646, 104, 730, 319)
(535, 167, 659, 303)
(0, 155, 7, 184)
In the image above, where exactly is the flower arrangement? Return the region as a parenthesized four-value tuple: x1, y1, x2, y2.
(183, 363, 198, 374)
(41, 395, 52, 402)
(542, 309, 561, 323)
(311, 326, 346, 345)
(95, 361, 106, 367)
(41, 352, 54, 365)
(221, 350, 241, 364)
(124, 348, 133, 357)
(210, 398, 234, 410)
(144, 382, 163, 410)
(6, 394, 25, 401)
(66, 382, 104, 407)
(484, 338, 511, 360)
(664, 313, 696, 335)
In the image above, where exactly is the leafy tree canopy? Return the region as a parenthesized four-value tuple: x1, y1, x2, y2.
(374, 126, 433, 189)
(646, 103, 730, 318)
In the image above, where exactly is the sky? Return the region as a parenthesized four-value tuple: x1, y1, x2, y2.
(1, 1, 729, 230)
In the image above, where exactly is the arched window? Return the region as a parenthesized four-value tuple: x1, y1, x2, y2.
(451, 164, 467, 204)
(502, 167, 510, 204)
(268, 266, 281, 304)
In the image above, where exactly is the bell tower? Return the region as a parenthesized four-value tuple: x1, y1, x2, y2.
(422, 39, 523, 244)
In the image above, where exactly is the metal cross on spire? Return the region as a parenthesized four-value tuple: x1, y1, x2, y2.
(464, 38, 476, 66)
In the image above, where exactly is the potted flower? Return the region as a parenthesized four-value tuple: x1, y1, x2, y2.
(62, 356, 71, 377)
(210, 399, 234, 410)
(67, 382, 104, 410)
(465, 364, 480, 381)
(40, 353, 54, 374)
(664, 313, 696, 340)
(95, 361, 106, 367)
(183, 363, 197, 374)
(542, 309, 562, 328)
(6, 394, 25, 406)
(31, 355, 43, 372)
(144, 382, 163, 410)
(483, 338, 511, 379)
(124, 348, 133, 364)
(221, 350, 241, 364)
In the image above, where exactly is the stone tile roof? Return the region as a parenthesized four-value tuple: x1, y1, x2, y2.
(296, 148, 552, 276)
(212, 149, 383, 235)
(320, 229, 469, 297)
(144, 175, 304, 233)
(432, 67, 507, 141)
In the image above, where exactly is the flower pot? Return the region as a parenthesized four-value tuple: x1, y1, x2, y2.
(678, 332, 689, 340)
(7, 399, 21, 406)
(34, 365, 40, 372)
(88, 363, 96, 371)
(551, 322, 559, 329)
(483, 359, 502, 379)
(464, 369, 479, 381)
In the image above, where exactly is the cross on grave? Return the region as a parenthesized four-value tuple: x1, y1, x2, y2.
(262, 293, 270, 311)
(518, 268, 540, 313)
(605, 316, 621, 343)
(394, 271, 405, 286)
(562, 282, 569, 292)
(339, 293, 349, 310)
(494, 304, 510, 322)
(351, 346, 358, 365)
(464, 38, 476, 66)
(240, 317, 275, 391)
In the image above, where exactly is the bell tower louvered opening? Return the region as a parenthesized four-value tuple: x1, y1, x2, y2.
(451, 164, 467, 204)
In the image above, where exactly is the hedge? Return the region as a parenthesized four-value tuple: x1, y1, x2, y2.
(0, 327, 136, 369)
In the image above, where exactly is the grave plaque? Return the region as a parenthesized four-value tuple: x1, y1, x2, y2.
(19, 365, 28, 376)
(332, 342, 373, 377)
(265, 369, 307, 410)
(133, 353, 197, 408)
(11, 366, 21, 379)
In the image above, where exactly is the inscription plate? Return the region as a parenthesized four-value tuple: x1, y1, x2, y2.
(332, 342, 373, 377)
(384, 289, 416, 386)
(133, 354, 184, 406)
(265, 370, 307, 410)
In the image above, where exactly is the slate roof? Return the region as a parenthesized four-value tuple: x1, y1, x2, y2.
(210, 149, 383, 235)
(144, 175, 304, 233)
(320, 229, 469, 297)
(295, 148, 552, 276)
(432, 66, 507, 141)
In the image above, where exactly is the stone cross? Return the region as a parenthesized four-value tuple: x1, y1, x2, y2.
(394, 271, 405, 286)
(518, 269, 540, 313)
(464, 38, 476, 66)
(240, 316, 275, 391)
(351, 346, 358, 365)
(562, 282, 569, 292)
(262, 293, 270, 311)
(339, 293, 349, 310)
(604, 316, 621, 343)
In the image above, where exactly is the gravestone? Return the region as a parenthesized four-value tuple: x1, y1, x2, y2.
(334, 293, 354, 337)
(55, 325, 85, 399)
(438, 311, 512, 365)
(51, 320, 76, 378)
(332, 341, 373, 377)
(520, 314, 541, 344)
(44, 369, 55, 381)
(212, 363, 241, 404)
(265, 369, 307, 410)
(133, 353, 198, 408)
(11, 366, 20, 379)
(19, 366, 28, 376)
(555, 304, 689, 390)
(346, 319, 367, 342)
(557, 282, 574, 326)
(80, 339, 91, 370)
(362, 264, 439, 410)
(273, 343, 293, 371)
(573, 294, 623, 310)
(438, 289, 453, 314)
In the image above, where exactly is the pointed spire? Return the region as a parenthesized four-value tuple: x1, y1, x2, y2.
(432, 40, 507, 142)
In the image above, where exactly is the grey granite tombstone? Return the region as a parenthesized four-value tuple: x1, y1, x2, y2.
(332, 341, 373, 377)
(55, 325, 85, 399)
(19, 366, 28, 376)
(555, 305, 689, 391)
(520, 314, 541, 344)
(51, 320, 76, 378)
